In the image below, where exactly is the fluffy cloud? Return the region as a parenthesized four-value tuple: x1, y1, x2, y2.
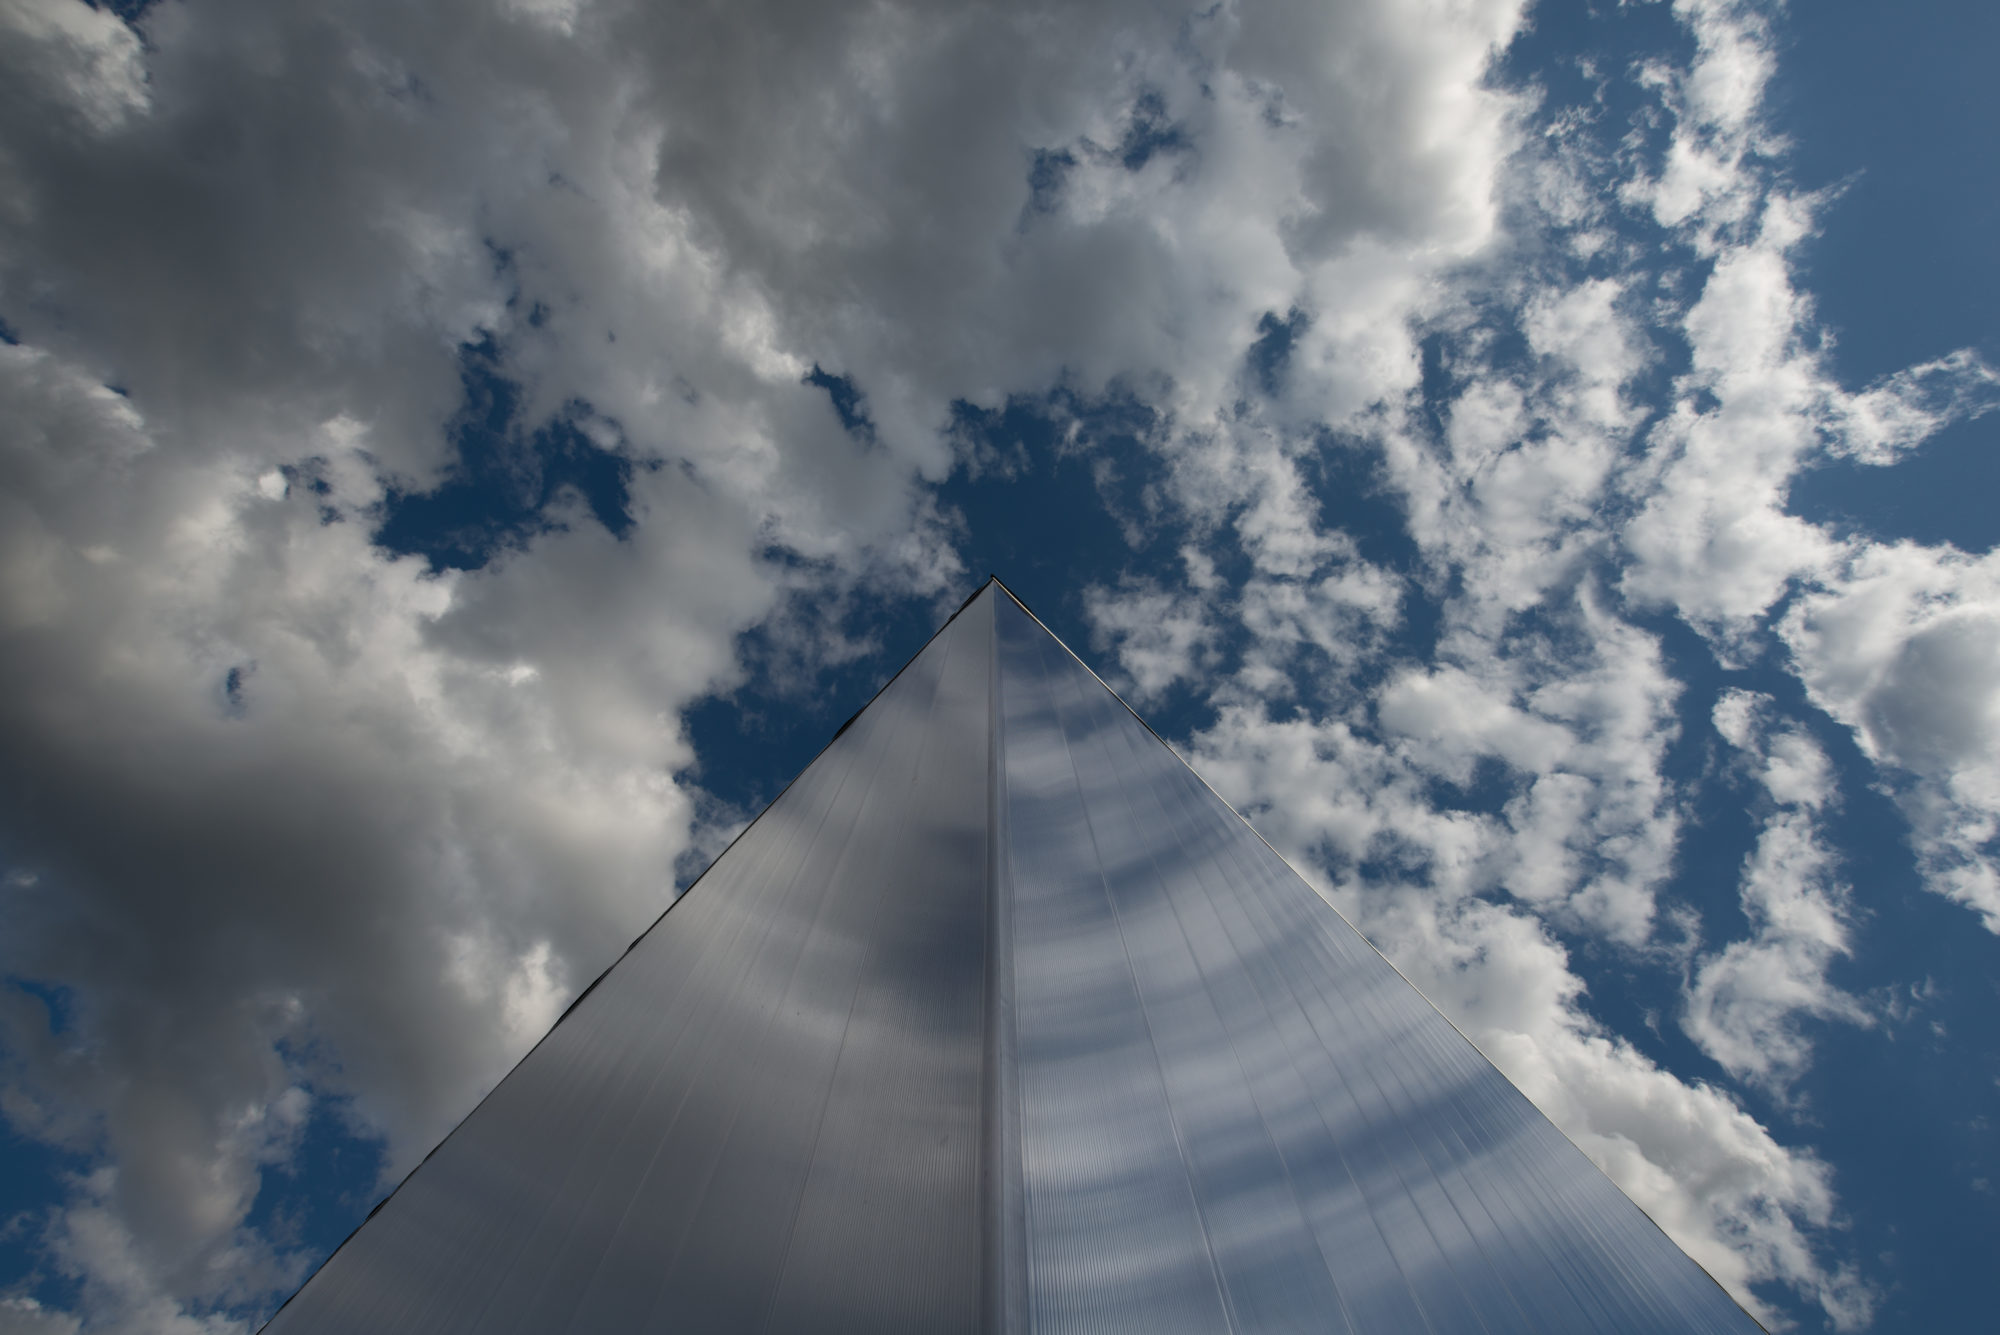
(1076, 0, 1996, 1325)
(0, 1295, 83, 1335)
(0, 0, 1545, 1327)
(9, 0, 1985, 1328)
(1182, 703, 1866, 1330)
(1600, 0, 2000, 936)
(1686, 692, 1868, 1100)
(1083, 571, 1218, 705)
(1683, 808, 1867, 1098)
(0, 337, 750, 1330)
(1783, 546, 2000, 929)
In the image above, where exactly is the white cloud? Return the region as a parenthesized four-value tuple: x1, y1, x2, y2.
(1783, 545, 2000, 929)
(0, 1297, 82, 1335)
(1825, 349, 2000, 467)
(0, 0, 150, 136)
(1374, 273, 1650, 629)
(1083, 0, 1967, 1323)
(0, 0, 1548, 1325)
(1378, 665, 1573, 784)
(1617, 195, 1845, 635)
(1583, 0, 2000, 941)
(1184, 702, 1866, 1329)
(1684, 808, 1868, 1099)
(1621, 0, 1780, 237)
(1713, 691, 1837, 812)
(43, 1186, 249, 1335)
(1685, 694, 1866, 1099)
(1083, 576, 1216, 705)
(10, 0, 1983, 1327)
(0, 344, 754, 1325)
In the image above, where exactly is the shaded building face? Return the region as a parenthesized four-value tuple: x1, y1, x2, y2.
(262, 582, 1762, 1335)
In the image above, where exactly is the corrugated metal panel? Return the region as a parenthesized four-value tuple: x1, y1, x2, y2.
(261, 582, 1762, 1333)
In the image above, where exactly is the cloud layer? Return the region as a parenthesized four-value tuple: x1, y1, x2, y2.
(1, 0, 1990, 1330)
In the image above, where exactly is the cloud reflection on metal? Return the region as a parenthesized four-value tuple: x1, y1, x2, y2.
(260, 581, 1762, 1333)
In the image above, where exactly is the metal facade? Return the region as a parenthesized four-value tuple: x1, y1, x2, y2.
(262, 582, 1762, 1333)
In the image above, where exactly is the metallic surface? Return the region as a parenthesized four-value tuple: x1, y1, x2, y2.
(264, 588, 995, 1335)
(262, 583, 1761, 1333)
(992, 593, 1760, 1334)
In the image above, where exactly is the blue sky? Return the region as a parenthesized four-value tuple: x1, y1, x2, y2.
(1, 0, 1995, 1331)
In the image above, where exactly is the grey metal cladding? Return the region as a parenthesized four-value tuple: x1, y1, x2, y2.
(260, 583, 1763, 1333)
(990, 590, 1761, 1334)
(263, 587, 994, 1335)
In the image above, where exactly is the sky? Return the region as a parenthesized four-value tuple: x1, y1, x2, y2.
(0, 0, 1995, 1331)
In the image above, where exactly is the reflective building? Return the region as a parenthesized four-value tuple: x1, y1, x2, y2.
(262, 580, 1763, 1333)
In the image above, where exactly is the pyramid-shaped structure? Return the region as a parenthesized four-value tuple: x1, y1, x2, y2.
(263, 580, 1761, 1333)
